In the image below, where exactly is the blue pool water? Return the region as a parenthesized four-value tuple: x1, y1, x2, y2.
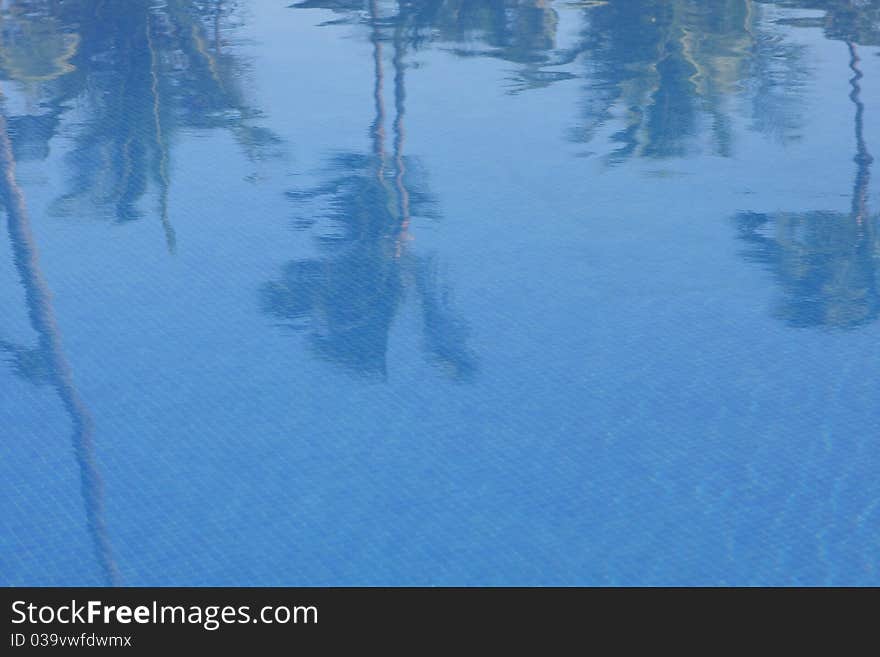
(1, 0, 878, 586)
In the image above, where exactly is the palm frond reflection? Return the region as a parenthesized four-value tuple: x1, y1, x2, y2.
(263, 3, 476, 380)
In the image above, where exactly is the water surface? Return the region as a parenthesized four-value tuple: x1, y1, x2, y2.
(1, 0, 878, 585)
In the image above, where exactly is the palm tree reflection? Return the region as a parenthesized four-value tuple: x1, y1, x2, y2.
(0, 107, 120, 586)
(0, 0, 278, 584)
(294, 0, 568, 90)
(262, 2, 476, 380)
(567, 0, 816, 161)
(734, 39, 878, 329)
(4, 0, 280, 253)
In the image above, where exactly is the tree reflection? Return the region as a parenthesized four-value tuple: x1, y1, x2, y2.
(567, 0, 816, 161)
(289, 1, 823, 156)
(0, 105, 120, 586)
(294, 0, 570, 90)
(0, 1, 79, 82)
(761, 0, 880, 45)
(0, 2, 123, 586)
(1, 0, 279, 253)
(734, 38, 878, 329)
(0, 0, 278, 584)
(262, 2, 477, 380)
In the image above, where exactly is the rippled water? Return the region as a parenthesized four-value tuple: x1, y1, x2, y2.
(1, 0, 878, 585)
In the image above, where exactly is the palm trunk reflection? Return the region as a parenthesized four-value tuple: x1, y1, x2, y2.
(847, 40, 872, 225)
(734, 39, 878, 328)
(0, 109, 120, 586)
(262, 0, 476, 380)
